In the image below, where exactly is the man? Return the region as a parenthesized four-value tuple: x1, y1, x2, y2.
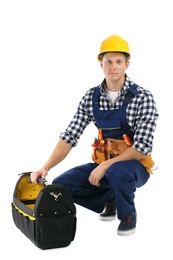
(31, 35, 159, 235)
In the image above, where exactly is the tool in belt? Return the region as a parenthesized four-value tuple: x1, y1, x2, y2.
(91, 129, 154, 173)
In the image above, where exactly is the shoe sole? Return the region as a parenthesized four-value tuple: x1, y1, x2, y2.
(99, 215, 116, 221)
(117, 227, 136, 236)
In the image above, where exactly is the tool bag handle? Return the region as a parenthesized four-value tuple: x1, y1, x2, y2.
(37, 177, 49, 186)
(28, 174, 49, 186)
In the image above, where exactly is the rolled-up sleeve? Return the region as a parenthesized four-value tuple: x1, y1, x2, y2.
(60, 89, 94, 147)
(130, 89, 159, 155)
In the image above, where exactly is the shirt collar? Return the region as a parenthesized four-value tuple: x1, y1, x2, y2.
(100, 74, 134, 96)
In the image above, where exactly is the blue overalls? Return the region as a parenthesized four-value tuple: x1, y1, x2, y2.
(53, 84, 150, 220)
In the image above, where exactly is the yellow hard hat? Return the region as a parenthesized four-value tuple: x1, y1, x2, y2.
(97, 35, 130, 61)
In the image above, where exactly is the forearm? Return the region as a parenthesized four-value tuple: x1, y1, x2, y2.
(104, 147, 146, 170)
(42, 139, 72, 171)
(89, 147, 146, 187)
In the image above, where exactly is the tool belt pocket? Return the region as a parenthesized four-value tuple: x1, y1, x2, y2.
(105, 138, 128, 155)
(92, 146, 110, 164)
(92, 139, 128, 164)
(91, 132, 155, 174)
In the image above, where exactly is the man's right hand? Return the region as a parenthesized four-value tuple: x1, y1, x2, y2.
(30, 168, 48, 184)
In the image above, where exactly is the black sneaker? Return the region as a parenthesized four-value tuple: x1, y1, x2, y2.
(99, 200, 116, 221)
(117, 211, 137, 235)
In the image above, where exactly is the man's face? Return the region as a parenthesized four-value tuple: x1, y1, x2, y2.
(100, 52, 129, 82)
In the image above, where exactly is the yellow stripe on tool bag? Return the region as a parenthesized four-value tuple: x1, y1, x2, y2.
(12, 203, 36, 220)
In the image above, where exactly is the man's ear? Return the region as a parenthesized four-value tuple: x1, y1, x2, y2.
(126, 60, 130, 69)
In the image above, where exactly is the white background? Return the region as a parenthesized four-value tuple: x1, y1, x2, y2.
(0, 0, 172, 259)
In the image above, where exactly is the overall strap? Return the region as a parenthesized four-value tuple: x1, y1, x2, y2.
(121, 83, 138, 135)
(93, 85, 101, 121)
(93, 83, 139, 118)
(124, 83, 138, 102)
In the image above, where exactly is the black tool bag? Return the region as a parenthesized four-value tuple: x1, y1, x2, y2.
(11, 172, 77, 250)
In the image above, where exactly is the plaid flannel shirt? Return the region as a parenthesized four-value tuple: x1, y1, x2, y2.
(60, 75, 159, 155)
